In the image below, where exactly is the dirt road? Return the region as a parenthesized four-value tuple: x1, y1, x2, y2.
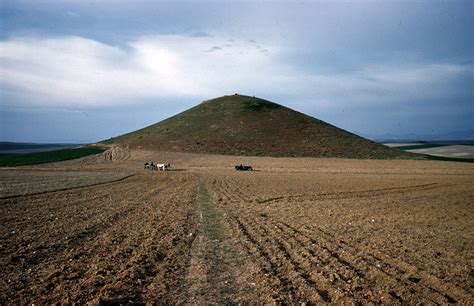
(1, 148, 473, 303)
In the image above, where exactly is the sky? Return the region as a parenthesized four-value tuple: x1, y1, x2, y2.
(0, 0, 472, 143)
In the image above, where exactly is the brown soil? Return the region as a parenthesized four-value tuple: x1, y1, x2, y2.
(1, 147, 473, 303)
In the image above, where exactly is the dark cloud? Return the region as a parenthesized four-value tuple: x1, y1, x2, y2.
(206, 46, 222, 52)
(190, 31, 211, 37)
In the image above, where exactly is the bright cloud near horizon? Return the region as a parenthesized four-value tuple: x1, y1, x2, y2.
(0, 0, 472, 143)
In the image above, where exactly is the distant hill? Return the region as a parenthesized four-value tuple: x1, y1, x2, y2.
(105, 94, 413, 159)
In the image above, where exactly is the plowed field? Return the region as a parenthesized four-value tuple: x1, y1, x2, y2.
(1, 148, 473, 303)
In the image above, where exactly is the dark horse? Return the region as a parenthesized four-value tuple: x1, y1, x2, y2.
(144, 162, 158, 170)
(235, 164, 253, 171)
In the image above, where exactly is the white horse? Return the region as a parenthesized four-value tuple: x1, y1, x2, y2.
(157, 163, 171, 171)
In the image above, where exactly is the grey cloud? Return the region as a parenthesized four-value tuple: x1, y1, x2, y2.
(189, 31, 211, 37)
(206, 46, 222, 52)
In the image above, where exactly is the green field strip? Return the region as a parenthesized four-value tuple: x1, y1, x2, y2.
(0, 146, 106, 167)
(423, 155, 474, 163)
(395, 144, 451, 151)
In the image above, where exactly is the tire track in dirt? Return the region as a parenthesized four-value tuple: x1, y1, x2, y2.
(1, 172, 200, 304)
(312, 224, 472, 303)
(279, 221, 471, 303)
(1, 183, 138, 260)
(71, 175, 197, 303)
(254, 182, 445, 205)
(232, 216, 331, 303)
(0, 172, 136, 200)
(1, 178, 154, 302)
(207, 172, 472, 303)
(231, 217, 301, 302)
(1, 174, 139, 208)
(210, 175, 446, 207)
(254, 217, 375, 302)
(241, 214, 398, 303)
(235, 213, 461, 304)
(212, 176, 356, 303)
(269, 220, 427, 303)
(1, 176, 140, 250)
(146, 209, 198, 302)
(89, 177, 199, 303)
(209, 177, 247, 203)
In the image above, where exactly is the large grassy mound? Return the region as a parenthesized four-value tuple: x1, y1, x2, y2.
(105, 94, 411, 158)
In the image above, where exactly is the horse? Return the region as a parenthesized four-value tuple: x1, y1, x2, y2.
(144, 162, 158, 170)
(235, 164, 253, 171)
(157, 163, 171, 171)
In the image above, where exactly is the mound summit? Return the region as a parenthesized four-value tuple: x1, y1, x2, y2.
(106, 94, 409, 159)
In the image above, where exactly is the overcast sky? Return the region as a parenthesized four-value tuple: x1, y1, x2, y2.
(1, 0, 472, 143)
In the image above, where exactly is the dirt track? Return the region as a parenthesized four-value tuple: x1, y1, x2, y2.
(1, 147, 473, 303)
